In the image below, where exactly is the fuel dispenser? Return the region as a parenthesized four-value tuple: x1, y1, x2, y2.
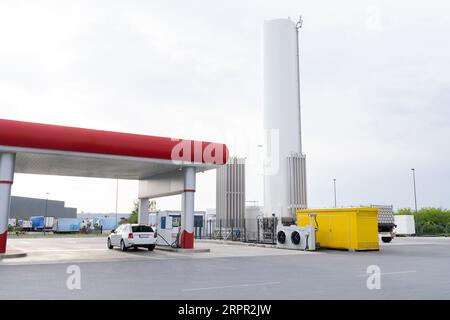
(155, 212, 181, 248)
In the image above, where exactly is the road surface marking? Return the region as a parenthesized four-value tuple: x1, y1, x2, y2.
(381, 242, 432, 246)
(24, 249, 108, 252)
(183, 281, 280, 292)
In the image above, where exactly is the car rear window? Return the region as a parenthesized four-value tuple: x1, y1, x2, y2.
(132, 225, 154, 233)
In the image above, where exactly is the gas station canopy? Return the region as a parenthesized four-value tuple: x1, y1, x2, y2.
(0, 119, 229, 179)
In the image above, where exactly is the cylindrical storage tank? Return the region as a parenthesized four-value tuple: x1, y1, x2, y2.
(262, 18, 305, 220)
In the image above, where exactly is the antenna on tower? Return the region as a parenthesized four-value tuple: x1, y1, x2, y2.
(296, 15, 303, 29)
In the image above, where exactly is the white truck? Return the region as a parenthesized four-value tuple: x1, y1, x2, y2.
(18, 220, 33, 231)
(394, 215, 416, 236)
(8, 218, 16, 228)
(370, 204, 396, 243)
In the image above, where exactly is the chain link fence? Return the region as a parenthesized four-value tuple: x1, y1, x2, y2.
(196, 217, 279, 245)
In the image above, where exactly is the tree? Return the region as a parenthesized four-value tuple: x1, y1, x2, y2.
(128, 200, 139, 224)
(128, 199, 157, 224)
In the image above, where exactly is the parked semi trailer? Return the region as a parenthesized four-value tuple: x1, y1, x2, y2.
(394, 215, 416, 236)
(18, 220, 33, 231)
(30, 216, 55, 231)
(55, 218, 80, 233)
(370, 204, 396, 243)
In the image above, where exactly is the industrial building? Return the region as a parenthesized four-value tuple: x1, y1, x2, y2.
(9, 196, 77, 220)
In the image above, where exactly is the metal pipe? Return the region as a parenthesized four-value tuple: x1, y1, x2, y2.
(296, 16, 303, 154)
(411, 168, 418, 232)
(115, 178, 119, 228)
(333, 178, 337, 208)
(44, 192, 49, 235)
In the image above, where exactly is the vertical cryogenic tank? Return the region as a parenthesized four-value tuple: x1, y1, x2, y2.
(262, 18, 307, 221)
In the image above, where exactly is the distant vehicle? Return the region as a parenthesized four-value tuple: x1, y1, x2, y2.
(8, 218, 16, 227)
(18, 220, 33, 231)
(55, 218, 80, 233)
(100, 218, 117, 231)
(394, 215, 416, 236)
(370, 204, 396, 243)
(30, 216, 55, 231)
(107, 224, 157, 252)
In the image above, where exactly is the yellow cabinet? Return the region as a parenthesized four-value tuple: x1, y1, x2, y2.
(297, 208, 379, 251)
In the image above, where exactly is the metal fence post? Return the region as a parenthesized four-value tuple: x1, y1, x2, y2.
(243, 218, 246, 242)
(257, 218, 260, 244)
(272, 216, 276, 244)
(231, 218, 234, 241)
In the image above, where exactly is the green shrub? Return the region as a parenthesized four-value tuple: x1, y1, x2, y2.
(396, 207, 450, 235)
(396, 208, 413, 215)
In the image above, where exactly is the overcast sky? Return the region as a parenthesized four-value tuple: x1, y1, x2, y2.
(1, 0, 449, 213)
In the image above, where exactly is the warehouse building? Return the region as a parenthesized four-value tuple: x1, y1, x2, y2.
(9, 196, 77, 220)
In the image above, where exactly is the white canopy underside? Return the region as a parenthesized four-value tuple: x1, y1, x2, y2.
(0, 146, 218, 180)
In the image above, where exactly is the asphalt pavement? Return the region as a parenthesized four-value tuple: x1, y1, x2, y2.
(1, 237, 449, 299)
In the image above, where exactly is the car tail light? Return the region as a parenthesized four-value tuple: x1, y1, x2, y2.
(128, 233, 134, 239)
(154, 231, 157, 238)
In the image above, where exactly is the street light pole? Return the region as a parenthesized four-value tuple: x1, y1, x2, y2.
(333, 178, 337, 208)
(411, 168, 418, 224)
(115, 178, 119, 228)
(44, 192, 49, 235)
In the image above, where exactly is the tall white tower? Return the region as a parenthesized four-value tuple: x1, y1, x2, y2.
(262, 18, 307, 222)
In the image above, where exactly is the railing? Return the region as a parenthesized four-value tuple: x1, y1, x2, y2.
(200, 217, 279, 245)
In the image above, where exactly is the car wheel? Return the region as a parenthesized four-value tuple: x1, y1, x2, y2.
(148, 244, 156, 251)
(382, 237, 392, 243)
(107, 238, 113, 249)
(120, 240, 128, 252)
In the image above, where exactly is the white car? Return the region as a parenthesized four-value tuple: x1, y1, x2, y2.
(108, 224, 157, 251)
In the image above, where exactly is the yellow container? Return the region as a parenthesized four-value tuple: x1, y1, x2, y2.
(297, 207, 379, 251)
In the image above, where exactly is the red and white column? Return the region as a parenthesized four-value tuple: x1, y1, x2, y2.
(180, 167, 195, 249)
(0, 153, 15, 254)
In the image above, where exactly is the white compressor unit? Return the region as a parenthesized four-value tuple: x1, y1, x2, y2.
(276, 214, 317, 251)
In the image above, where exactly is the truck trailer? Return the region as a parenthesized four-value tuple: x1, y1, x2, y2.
(55, 218, 80, 233)
(30, 216, 55, 231)
(370, 204, 396, 243)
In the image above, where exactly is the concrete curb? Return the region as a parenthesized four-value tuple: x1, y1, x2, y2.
(0, 251, 27, 260)
(198, 239, 278, 249)
(155, 246, 210, 253)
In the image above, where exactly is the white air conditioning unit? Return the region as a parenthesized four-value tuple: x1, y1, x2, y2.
(276, 226, 291, 249)
(276, 224, 316, 251)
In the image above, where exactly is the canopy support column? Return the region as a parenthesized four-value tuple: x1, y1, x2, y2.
(180, 167, 196, 249)
(0, 153, 15, 254)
